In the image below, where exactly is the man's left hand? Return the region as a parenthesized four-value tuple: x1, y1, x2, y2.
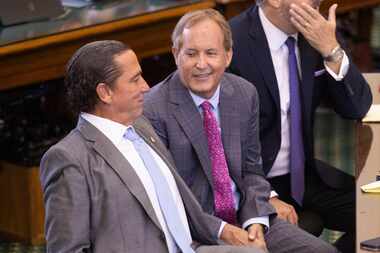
(247, 224, 268, 253)
(289, 3, 339, 57)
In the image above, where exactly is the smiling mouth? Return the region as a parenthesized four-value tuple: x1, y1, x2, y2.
(193, 73, 211, 79)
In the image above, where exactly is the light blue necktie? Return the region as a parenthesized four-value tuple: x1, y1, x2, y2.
(285, 37, 305, 206)
(123, 127, 195, 253)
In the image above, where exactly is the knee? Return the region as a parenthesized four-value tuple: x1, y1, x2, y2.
(298, 211, 324, 237)
(313, 242, 340, 253)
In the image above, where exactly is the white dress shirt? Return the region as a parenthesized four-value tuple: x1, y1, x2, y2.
(81, 113, 192, 253)
(189, 86, 270, 231)
(258, 7, 349, 184)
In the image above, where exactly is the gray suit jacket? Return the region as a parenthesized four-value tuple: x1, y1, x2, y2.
(144, 71, 276, 224)
(40, 116, 228, 253)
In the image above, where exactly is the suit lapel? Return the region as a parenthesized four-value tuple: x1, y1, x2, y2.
(248, 6, 281, 112)
(168, 72, 215, 189)
(77, 117, 163, 231)
(248, 6, 317, 136)
(298, 35, 318, 129)
(219, 77, 241, 181)
(133, 117, 176, 171)
(133, 117, 212, 227)
(133, 118, 189, 188)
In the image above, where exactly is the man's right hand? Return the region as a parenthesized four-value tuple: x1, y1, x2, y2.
(220, 223, 250, 246)
(220, 224, 269, 252)
(269, 197, 298, 225)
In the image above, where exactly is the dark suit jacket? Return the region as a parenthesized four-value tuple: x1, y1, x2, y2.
(228, 5, 372, 188)
(144, 71, 276, 225)
(40, 116, 224, 253)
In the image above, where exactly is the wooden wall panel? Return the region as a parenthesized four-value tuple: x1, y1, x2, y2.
(0, 162, 45, 245)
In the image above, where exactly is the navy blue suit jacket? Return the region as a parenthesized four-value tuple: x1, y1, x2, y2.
(228, 5, 372, 189)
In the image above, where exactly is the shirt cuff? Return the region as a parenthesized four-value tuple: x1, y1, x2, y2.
(324, 51, 349, 81)
(270, 190, 279, 198)
(242, 216, 270, 232)
(218, 221, 227, 238)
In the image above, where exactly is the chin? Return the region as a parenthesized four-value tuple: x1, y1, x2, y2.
(289, 25, 298, 34)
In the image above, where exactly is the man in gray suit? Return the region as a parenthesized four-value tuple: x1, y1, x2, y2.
(40, 40, 267, 253)
(144, 9, 338, 253)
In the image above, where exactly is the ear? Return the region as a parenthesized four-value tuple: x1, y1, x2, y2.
(96, 83, 113, 104)
(225, 49, 233, 68)
(172, 47, 180, 66)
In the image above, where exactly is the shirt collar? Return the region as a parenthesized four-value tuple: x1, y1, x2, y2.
(258, 7, 298, 51)
(81, 112, 132, 146)
(188, 84, 221, 110)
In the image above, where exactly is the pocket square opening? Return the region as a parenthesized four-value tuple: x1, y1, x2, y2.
(314, 69, 326, 77)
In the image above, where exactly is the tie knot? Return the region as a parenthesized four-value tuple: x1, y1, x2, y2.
(200, 101, 212, 112)
(123, 127, 140, 141)
(285, 37, 296, 54)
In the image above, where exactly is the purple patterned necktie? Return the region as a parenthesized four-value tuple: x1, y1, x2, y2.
(201, 101, 237, 224)
(285, 37, 305, 206)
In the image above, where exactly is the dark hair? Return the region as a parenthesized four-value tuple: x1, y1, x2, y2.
(65, 40, 130, 116)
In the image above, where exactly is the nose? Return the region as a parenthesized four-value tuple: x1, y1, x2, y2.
(140, 78, 150, 93)
(196, 54, 207, 69)
(312, 0, 322, 8)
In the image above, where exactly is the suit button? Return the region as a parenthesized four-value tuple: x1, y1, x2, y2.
(159, 233, 166, 241)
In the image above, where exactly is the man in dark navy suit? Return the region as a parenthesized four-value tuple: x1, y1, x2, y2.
(229, 1, 372, 253)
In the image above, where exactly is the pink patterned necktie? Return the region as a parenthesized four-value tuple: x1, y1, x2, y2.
(201, 101, 237, 225)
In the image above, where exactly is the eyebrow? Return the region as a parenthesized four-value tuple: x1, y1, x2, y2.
(129, 70, 142, 82)
(185, 48, 218, 52)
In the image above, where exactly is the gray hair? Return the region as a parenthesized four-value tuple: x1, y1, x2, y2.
(171, 8, 232, 51)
